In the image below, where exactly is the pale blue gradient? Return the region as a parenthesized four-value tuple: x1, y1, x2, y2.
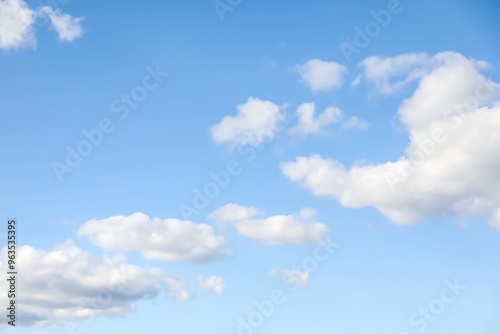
(1, 0, 499, 333)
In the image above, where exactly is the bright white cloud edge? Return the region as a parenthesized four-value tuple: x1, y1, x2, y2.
(77, 212, 231, 263)
(294, 59, 348, 92)
(208, 203, 329, 245)
(0, 240, 190, 328)
(282, 52, 500, 226)
(198, 275, 225, 295)
(211, 97, 286, 147)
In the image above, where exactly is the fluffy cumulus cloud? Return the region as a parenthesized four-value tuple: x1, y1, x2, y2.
(288, 102, 369, 136)
(281, 52, 500, 226)
(294, 59, 348, 92)
(208, 204, 329, 245)
(198, 275, 225, 294)
(0, 0, 35, 49)
(0, 240, 190, 328)
(269, 268, 309, 288)
(0, 0, 83, 50)
(288, 102, 343, 137)
(211, 97, 285, 146)
(77, 212, 231, 263)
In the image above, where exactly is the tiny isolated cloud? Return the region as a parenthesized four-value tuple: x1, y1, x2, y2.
(269, 268, 309, 288)
(77, 212, 231, 263)
(342, 116, 370, 130)
(40, 6, 84, 42)
(351, 74, 362, 87)
(211, 97, 286, 147)
(288, 102, 343, 137)
(0, 0, 84, 50)
(208, 203, 329, 245)
(294, 59, 348, 92)
(198, 275, 225, 295)
(281, 52, 500, 226)
(0, 240, 190, 328)
(62, 218, 77, 225)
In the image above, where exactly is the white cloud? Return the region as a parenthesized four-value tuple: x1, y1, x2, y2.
(351, 74, 362, 87)
(294, 59, 348, 92)
(269, 268, 309, 288)
(489, 210, 500, 228)
(0, 0, 35, 49)
(211, 97, 285, 146)
(41, 6, 84, 42)
(359, 52, 430, 95)
(0, 240, 190, 328)
(288, 102, 368, 136)
(342, 116, 370, 130)
(0, 0, 84, 50)
(281, 52, 500, 226)
(208, 204, 329, 245)
(288, 102, 343, 137)
(77, 212, 231, 263)
(198, 275, 225, 294)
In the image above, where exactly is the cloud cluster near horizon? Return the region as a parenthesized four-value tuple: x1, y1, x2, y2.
(0, 240, 190, 327)
(1, 204, 330, 328)
(6, 50, 500, 330)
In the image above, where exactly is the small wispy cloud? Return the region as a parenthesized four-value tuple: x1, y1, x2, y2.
(0, 0, 84, 50)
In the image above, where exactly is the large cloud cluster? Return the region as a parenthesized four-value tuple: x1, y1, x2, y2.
(0, 241, 190, 327)
(282, 52, 500, 226)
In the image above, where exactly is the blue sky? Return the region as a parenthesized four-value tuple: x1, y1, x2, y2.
(1, 0, 500, 333)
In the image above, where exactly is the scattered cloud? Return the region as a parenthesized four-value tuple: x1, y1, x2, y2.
(0, 0, 83, 50)
(211, 97, 285, 146)
(77, 212, 231, 263)
(288, 102, 343, 137)
(359, 52, 430, 94)
(351, 74, 362, 87)
(269, 268, 309, 288)
(41, 6, 84, 42)
(281, 52, 500, 226)
(0, 0, 35, 49)
(294, 59, 348, 92)
(198, 275, 225, 294)
(208, 204, 329, 245)
(342, 116, 370, 130)
(0, 240, 190, 328)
